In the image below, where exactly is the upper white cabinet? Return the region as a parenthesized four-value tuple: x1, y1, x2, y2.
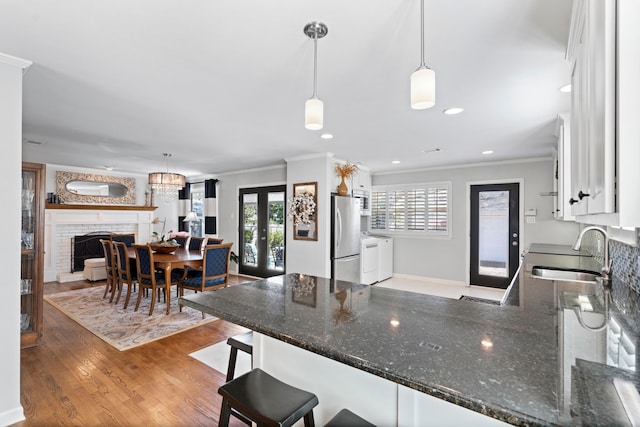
(566, 0, 640, 227)
(351, 167, 371, 195)
(567, 0, 616, 216)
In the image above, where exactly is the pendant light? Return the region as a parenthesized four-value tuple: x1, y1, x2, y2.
(148, 153, 186, 204)
(411, 0, 435, 109)
(304, 21, 328, 130)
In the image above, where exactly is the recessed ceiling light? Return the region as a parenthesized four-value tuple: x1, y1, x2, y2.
(559, 84, 572, 93)
(320, 133, 333, 140)
(391, 160, 401, 164)
(443, 107, 464, 115)
(482, 150, 494, 155)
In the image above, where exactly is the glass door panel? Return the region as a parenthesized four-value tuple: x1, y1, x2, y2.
(242, 193, 258, 268)
(267, 191, 285, 273)
(21, 170, 36, 335)
(239, 186, 286, 277)
(477, 190, 509, 278)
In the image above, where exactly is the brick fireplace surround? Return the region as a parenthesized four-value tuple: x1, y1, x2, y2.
(44, 205, 155, 283)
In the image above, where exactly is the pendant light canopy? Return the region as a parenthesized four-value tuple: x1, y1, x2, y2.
(304, 21, 328, 130)
(411, 0, 435, 109)
(148, 153, 186, 204)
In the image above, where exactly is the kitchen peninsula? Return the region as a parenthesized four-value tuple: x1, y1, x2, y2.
(181, 250, 639, 426)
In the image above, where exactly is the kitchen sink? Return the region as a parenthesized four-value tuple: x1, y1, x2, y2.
(531, 266, 601, 284)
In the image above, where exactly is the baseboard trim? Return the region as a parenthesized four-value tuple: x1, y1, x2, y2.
(0, 406, 25, 426)
(389, 273, 467, 288)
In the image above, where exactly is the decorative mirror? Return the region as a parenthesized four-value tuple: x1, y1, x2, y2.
(65, 180, 129, 197)
(56, 171, 136, 205)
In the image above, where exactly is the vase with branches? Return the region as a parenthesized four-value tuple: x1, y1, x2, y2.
(335, 161, 359, 196)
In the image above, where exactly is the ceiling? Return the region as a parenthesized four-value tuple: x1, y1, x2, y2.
(1, 0, 573, 178)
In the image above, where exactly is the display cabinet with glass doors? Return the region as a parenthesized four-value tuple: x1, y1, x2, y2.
(21, 162, 45, 349)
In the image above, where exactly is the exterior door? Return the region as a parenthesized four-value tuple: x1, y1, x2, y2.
(470, 183, 520, 288)
(239, 185, 286, 278)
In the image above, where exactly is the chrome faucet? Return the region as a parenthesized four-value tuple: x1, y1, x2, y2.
(572, 226, 611, 283)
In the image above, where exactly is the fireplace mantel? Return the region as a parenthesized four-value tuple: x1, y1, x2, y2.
(46, 204, 157, 211)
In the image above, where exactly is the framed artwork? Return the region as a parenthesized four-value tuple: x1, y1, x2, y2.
(289, 182, 318, 241)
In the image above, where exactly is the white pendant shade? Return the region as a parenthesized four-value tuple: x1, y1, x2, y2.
(305, 97, 324, 130)
(411, 66, 436, 110)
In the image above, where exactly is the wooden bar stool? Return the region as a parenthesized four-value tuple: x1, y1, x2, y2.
(226, 331, 253, 381)
(324, 409, 376, 427)
(218, 368, 319, 427)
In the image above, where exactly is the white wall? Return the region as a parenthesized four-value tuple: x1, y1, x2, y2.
(372, 159, 579, 283)
(1, 52, 31, 426)
(285, 154, 335, 278)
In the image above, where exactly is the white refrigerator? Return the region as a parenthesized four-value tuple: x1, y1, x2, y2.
(331, 196, 361, 283)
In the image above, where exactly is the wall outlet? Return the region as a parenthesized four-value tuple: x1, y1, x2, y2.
(526, 216, 536, 224)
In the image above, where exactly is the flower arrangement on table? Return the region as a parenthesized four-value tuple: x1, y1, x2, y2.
(335, 161, 359, 196)
(150, 217, 178, 251)
(287, 192, 317, 226)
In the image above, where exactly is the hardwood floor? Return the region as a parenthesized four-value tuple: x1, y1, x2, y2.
(16, 276, 255, 427)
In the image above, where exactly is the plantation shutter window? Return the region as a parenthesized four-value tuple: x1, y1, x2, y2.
(370, 182, 450, 237)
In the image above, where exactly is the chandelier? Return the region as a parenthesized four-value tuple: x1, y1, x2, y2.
(148, 153, 186, 204)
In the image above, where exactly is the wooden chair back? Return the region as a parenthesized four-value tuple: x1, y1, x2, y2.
(100, 239, 118, 301)
(132, 244, 170, 315)
(173, 235, 188, 248)
(113, 241, 137, 308)
(111, 233, 135, 247)
(188, 236, 205, 251)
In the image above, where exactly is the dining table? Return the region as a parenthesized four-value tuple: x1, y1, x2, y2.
(127, 246, 203, 314)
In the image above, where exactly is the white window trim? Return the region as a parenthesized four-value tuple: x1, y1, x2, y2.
(370, 181, 452, 239)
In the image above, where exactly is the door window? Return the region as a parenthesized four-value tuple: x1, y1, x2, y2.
(239, 186, 286, 277)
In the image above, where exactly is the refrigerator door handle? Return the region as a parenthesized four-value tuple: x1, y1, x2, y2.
(336, 208, 342, 250)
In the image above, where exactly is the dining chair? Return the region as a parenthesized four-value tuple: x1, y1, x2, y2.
(206, 237, 223, 245)
(178, 242, 233, 316)
(100, 239, 119, 302)
(113, 241, 138, 309)
(173, 235, 188, 248)
(187, 236, 205, 251)
(110, 233, 135, 247)
(133, 244, 170, 316)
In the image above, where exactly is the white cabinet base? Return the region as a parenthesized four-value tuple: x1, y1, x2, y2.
(254, 333, 510, 426)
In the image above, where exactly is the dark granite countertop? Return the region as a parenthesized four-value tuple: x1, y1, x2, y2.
(180, 249, 640, 426)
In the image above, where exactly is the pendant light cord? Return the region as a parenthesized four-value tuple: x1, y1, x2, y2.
(420, 0, 425, 67)
(313, 34, 318, 97)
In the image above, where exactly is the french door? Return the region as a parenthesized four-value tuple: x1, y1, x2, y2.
(470, 183, 520, 288)
(238, 185, 286, 278)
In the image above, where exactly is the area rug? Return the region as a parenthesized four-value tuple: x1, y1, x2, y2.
(44, 286, 217, 351)
(189, 339, 251, 376)
(459, 295, 502, 305)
